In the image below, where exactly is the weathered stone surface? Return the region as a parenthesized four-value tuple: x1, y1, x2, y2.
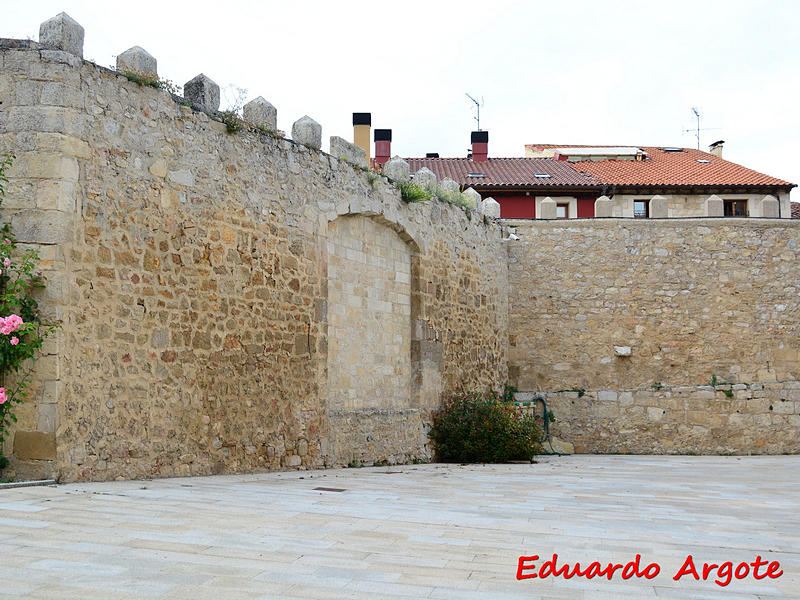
(1, 44, 509, 482)
(116, 46, 157, 76)
(761, 195, 779, 218)
(523, 382, 800, 455)
(650, 195, 668, 218)
(460, 187, 481, 209)
(291, 115, 321, 149)
(183, 74, 220, 112)
(508, 218, 800, 393)
(39, 12, 84, 58)
(13, 431, 56, 460)
(383, 156, 410, 183)
(614, 346, 632, 356)
(706, 194, 724, 217)
(481, 197, 501, 219)
(242, 96, 277, 131)
(329, 136, 367, 168)
(11, 209, 72, 243)
(411, 167, 437, 191)
(539, 196, 557, 219)
(594, 195, 613, 217)
(438, 178, 459, 194)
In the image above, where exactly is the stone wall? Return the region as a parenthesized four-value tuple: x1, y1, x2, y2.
(519, 382, 800, 455)
(508, 218, 800, 453)
(0, 38, 508, 481)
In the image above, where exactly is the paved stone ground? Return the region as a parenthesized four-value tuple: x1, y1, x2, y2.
(0, 455, 798, 599)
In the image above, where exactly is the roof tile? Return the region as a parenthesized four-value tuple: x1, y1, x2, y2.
(526, 145, 795, 188)
(404, 157, 601, 189)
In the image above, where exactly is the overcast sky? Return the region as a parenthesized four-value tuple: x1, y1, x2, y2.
(3, 0, 798, 200)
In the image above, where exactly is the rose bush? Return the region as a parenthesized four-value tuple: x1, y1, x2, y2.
(0, 154, 59, 471)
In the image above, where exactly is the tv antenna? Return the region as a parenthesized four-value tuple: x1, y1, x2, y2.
(465, 93, 484, 131)
(682, 107, 720, 150)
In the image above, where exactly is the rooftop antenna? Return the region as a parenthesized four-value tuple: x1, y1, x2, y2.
(465, 93, 484, 131)
(690, 107, 700, 150)
(682, 107, 720, 150)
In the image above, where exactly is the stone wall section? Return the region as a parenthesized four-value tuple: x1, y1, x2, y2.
(508, 218, 800, 453)
(1, 41, 508, 481)
(327, 216, 412, 411)
(519, 382, 800, 454)
(0, 42, 82, 479)
(508, 218, 800, 391)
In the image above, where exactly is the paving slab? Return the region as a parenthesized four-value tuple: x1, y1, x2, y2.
(0, 455, 798, 599)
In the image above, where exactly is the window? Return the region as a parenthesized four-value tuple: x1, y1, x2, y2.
(556, 203, 569, 219)
(634, 200, 649, 218)
(724, 200, 748, 217)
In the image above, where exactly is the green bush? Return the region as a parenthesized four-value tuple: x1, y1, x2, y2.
(430, 389, 542, 463)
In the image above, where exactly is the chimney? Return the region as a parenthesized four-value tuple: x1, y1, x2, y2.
(374, 129, 392, 168)
(471, 131, 488, 162)
(709, 140, 724, 158)
(353, 113, 371, 163)
(426, 153, 439, 158)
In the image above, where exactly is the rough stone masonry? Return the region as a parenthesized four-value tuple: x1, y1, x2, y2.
(0, 27, 508, 481)
(1, 14, 799, 481)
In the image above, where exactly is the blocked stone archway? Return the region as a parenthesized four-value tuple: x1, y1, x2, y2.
(327, 215, 412, 409)
(324, 214, 430, 466)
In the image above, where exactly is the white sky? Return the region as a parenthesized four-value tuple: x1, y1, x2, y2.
(3, 0, 798, 200)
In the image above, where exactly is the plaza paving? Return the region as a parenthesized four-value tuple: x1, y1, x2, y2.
(0, 455, 798, 599)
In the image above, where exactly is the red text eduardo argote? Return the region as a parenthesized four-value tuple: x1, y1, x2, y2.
(517, 553, 783, 587)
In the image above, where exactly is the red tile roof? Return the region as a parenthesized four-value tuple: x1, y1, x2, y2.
(404, 157, 601, 189)
(526, 145, 795, 188)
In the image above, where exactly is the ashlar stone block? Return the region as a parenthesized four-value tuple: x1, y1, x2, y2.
(13, 431, 56, 460)
(116, 46, 157, 76)
(292, 116, 322, 150)
(438, 178, 459, 195)
(650, 195, 668, 218)
(184, 74, 220, 112)
(39, 12, 84, 58)
(461, 187, 481, 209)
(706, 194, 724, 217)
(411, 167, 437, 191)
(330, 136, 367, 168)
(540, 196, 557, 219)
(594, 195, 613, 217)
(243, 96, 277, 131)
(383, 156, 410, 183)
(481, 197, 501, 219)
(761, 195, 779, 218)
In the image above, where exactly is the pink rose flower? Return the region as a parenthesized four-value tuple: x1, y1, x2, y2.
(10, 337, 18, 346)
(3, 239, 9, 245)
(3, 258, 9, 267)
(0, 315, 24, 335)
(0, 387, 6, 405)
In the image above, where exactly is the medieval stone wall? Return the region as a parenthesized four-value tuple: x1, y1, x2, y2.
(0, 40, 508, 481)
(3, 14, 799, 478)
(519, 382, 800, 455)
(508, 218, 800, 453)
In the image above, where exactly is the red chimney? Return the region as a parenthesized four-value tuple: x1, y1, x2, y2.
(374, 129, 392, 168)
(471, 131, 488, 162)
